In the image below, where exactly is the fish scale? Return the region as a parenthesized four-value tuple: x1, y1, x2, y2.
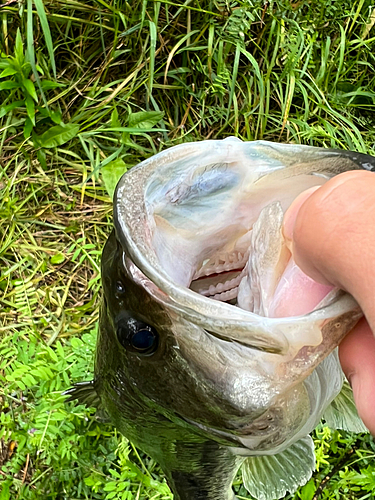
(67, 138, 374, 500)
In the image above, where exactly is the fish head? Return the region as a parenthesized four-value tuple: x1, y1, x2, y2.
(98, 231, 286, 450)
(96, 138, 373, 458)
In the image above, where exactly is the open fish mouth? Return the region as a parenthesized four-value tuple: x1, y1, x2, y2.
(114, 137, 369, 355)
(186, 201, 333, 319)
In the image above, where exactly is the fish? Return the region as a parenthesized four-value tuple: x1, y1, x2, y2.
(67, 137, 374, 500)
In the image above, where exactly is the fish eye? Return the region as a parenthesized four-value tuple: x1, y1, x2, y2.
(131, 328, 157, 352)
(116, 317, 158, 356)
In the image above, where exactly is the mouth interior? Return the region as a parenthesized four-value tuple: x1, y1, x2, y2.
(189, 248, 250, 303)
(149, 158, 334, 319)
(188, 224, 334, 319)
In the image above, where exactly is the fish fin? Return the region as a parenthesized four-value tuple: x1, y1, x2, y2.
(63, 380, 101, 408)
(322, 381, 368, 433)
(241, 436, 315, 500)
(63, 381, 111, 422)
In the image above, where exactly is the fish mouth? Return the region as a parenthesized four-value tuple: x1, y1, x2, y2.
(114, 138, 361, 354)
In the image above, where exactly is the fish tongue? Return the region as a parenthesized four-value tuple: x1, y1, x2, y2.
(237, 202, 334, 318)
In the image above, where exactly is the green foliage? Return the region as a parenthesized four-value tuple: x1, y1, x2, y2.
(0, 328, 109, 499)
(1, 0, 375, 499)
(85, 439, 172, 500)
(0, 27, 72, 147)
(35, 123, 80, 148)
(101, 158, 128, 199)
(0, 327, 172, 499)
(0, 28, 39, 133)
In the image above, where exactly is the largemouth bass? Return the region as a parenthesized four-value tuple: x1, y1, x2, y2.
(68, 138, 374, 500)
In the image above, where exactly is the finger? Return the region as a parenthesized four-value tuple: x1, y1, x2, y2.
(339, 318, 375, 435)
(283, 170, 375, 332)
(283, 185, 321, 250)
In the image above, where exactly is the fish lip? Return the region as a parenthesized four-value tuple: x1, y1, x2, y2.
(114, 139, 360, 354)
(179, 415, 248, 447)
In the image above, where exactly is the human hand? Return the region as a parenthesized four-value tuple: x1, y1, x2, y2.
(283, 170, 375, 435)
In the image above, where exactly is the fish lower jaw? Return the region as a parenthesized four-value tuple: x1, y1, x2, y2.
(209, 286, 239, 302)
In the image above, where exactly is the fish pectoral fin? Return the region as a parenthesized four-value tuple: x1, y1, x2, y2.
(323, 381, 368, 433)
(241, 435, 315, 500)
(63, 381, 110, 422)
(63, 380, 101, 408)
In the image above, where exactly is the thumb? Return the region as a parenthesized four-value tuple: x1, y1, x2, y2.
(283, 170, 375, 435)
(283, 170, 375, 326)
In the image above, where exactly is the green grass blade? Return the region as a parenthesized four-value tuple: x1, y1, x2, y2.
(334, 25, 346, 88)
(226, 42, 240, 123)
(26, 0, 47, 107)
(148, 20, 157, 98)
(33, 0, 56, 78)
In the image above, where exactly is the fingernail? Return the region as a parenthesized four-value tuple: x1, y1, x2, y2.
(283, 186, 321, 247)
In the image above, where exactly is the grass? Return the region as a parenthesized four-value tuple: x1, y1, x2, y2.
(0, 0, 375, 499)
